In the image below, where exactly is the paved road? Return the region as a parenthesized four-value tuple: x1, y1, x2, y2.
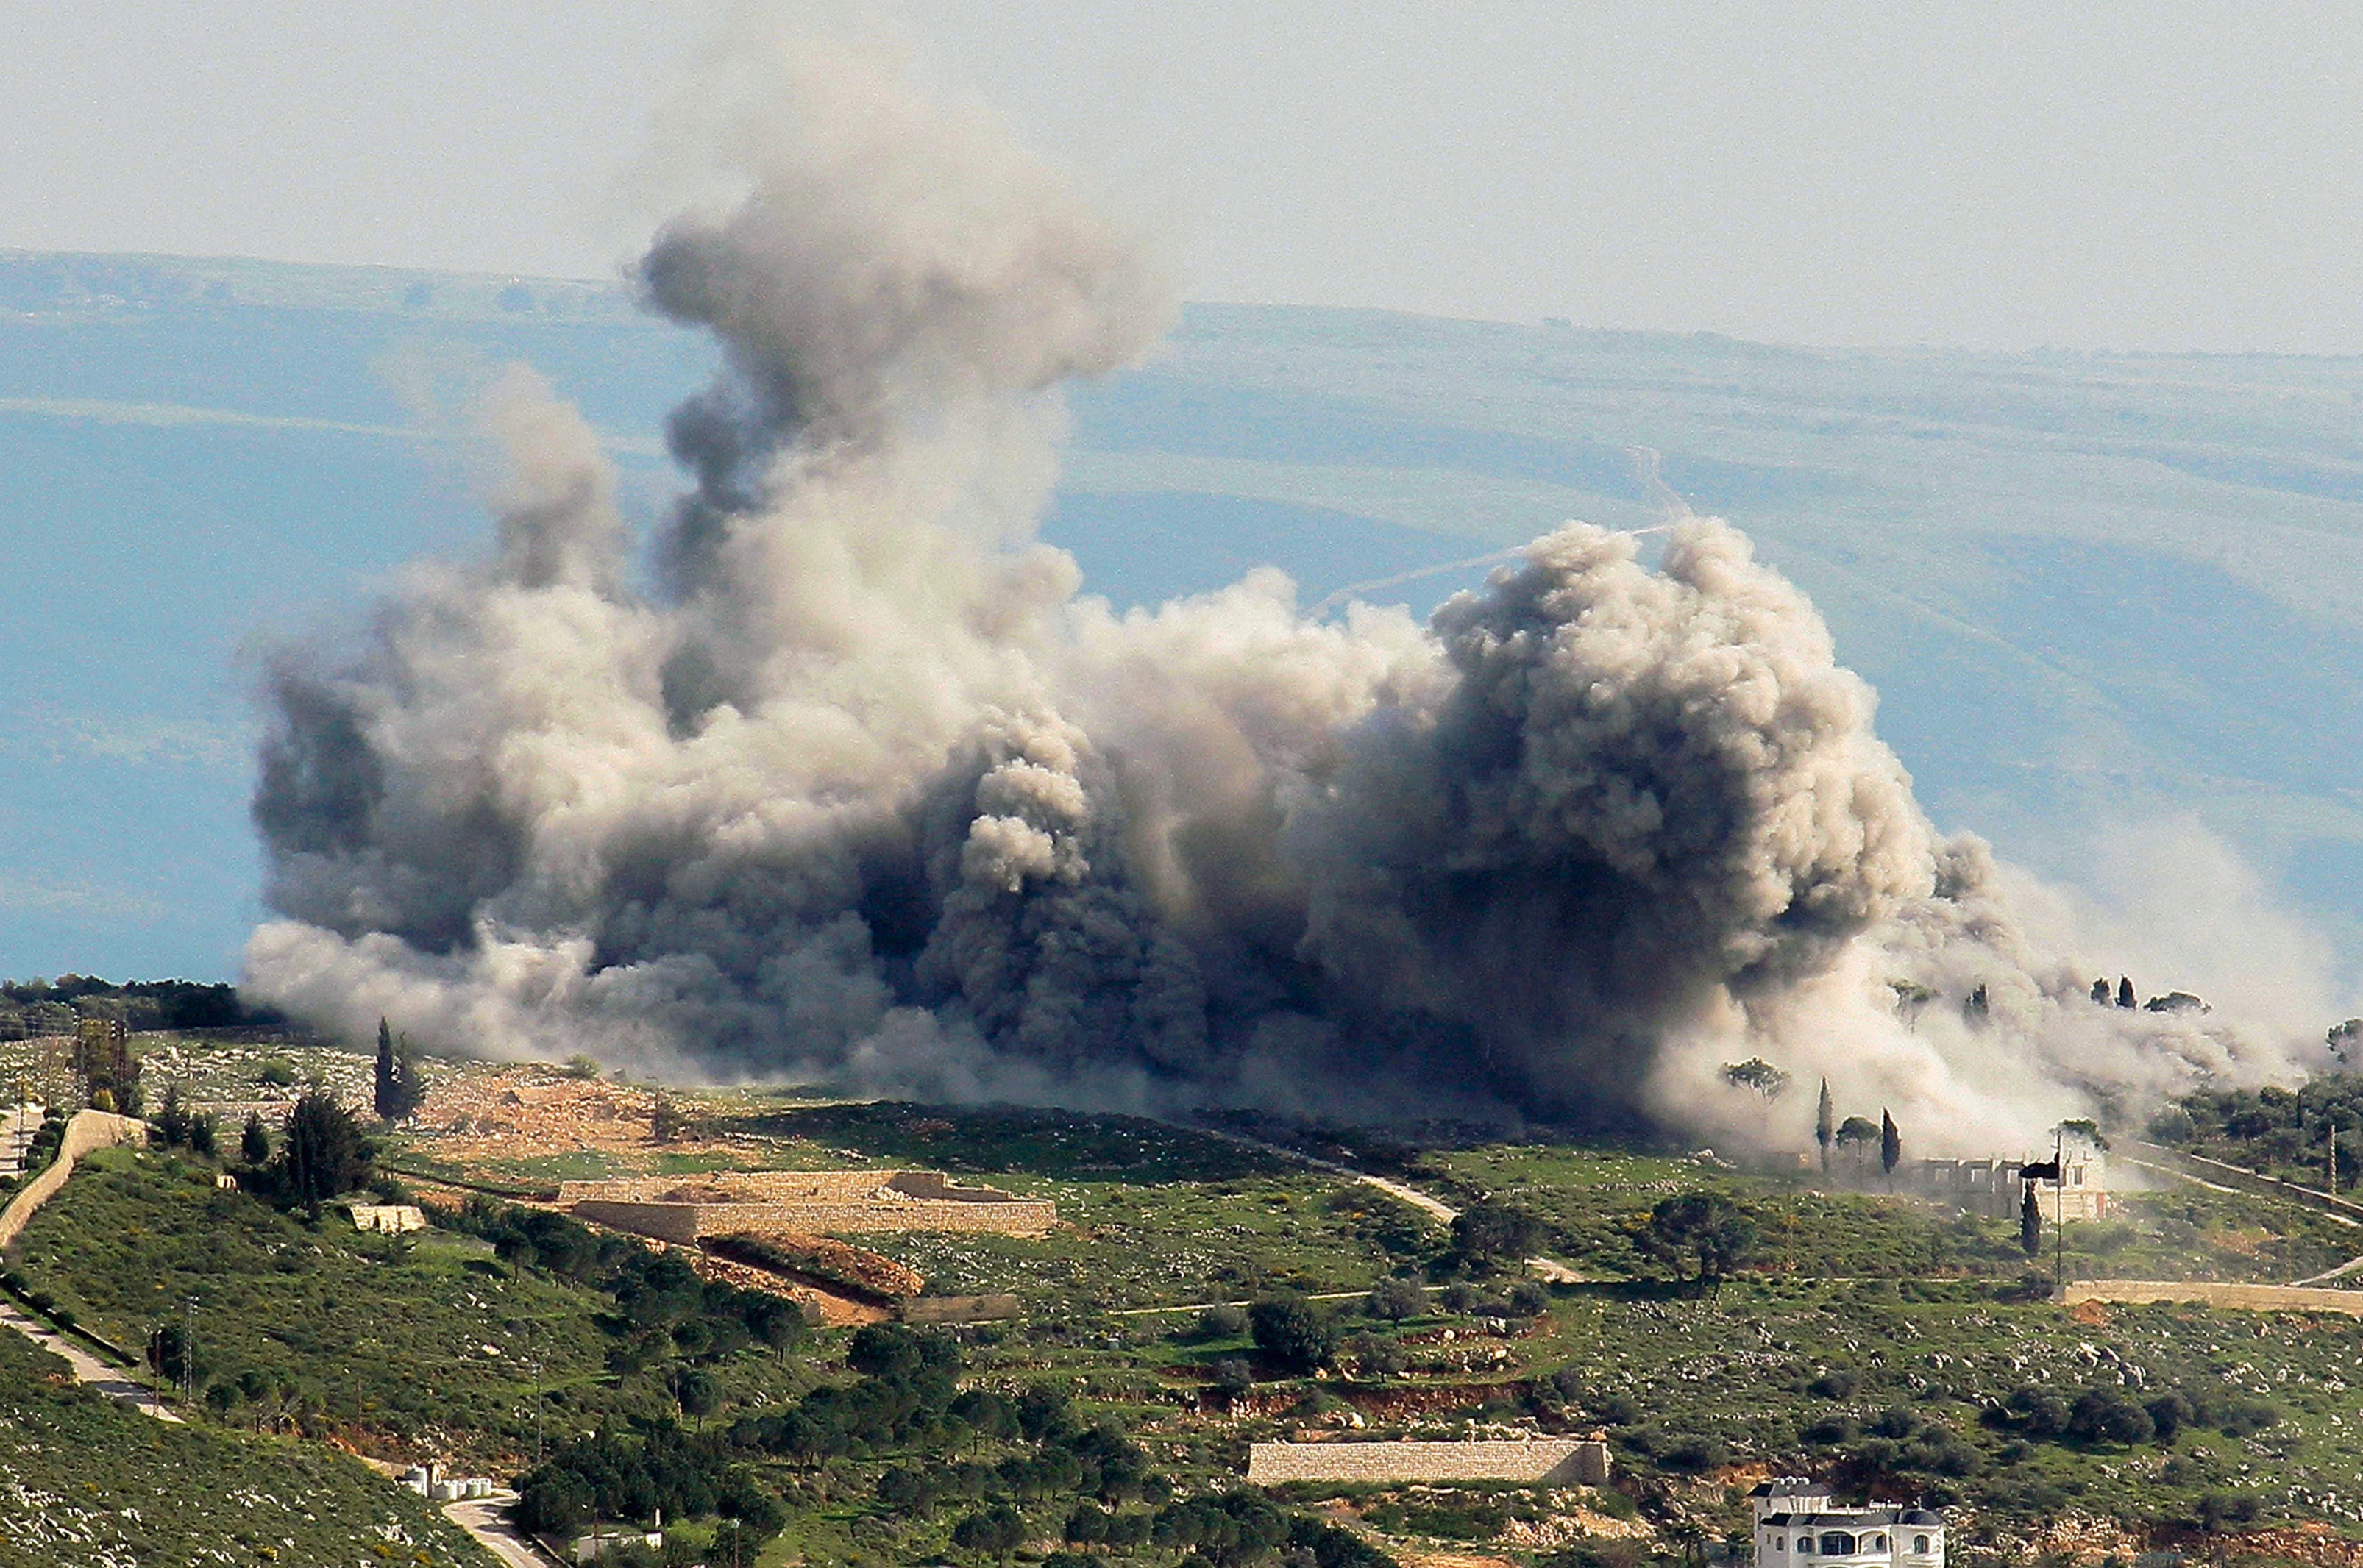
(0, 1297, 180, 1420)
(444, 1494, 565, 1568)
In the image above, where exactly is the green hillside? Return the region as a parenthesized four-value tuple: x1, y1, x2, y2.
(0, 1325, 491, 1567)
(10, 1081, 2363, 1564)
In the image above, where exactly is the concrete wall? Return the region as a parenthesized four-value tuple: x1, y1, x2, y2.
(1246, 1439, 1610, 1487)
(0, 1111, 146, 1249)
(2065, 1280, 2363, 1316)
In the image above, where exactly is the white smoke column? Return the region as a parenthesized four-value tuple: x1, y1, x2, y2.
(246, 13, 2324, 1141)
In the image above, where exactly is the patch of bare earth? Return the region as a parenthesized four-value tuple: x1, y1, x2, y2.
(405, 1064, 755, 1175)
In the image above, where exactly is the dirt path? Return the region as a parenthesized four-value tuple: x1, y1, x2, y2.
(1195, 1126, 1585, 1282)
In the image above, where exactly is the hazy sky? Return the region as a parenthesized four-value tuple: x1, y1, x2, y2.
(11, 0, 2363, 352)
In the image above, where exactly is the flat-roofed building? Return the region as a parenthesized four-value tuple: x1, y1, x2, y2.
(1751, 1479, 1942, 1568)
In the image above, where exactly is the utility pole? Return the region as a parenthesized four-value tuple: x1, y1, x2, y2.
(2053, 1127, 2066, 1290)
(182, 1297, 198, 1410)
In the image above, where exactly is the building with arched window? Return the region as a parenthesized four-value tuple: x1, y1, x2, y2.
(1750, 1479, 1943, 1568)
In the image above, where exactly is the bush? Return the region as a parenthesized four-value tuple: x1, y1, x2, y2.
(1193, 1303, 1249, 1340)
(2145, 1397, 2192, 1445)
(1248, 1294, 1335, 1375)
(2216, 1400, 2280, 1439)
(1450, 1202, 1540, 1274)
(1504, 1279, 1552, 1316)
(2000, 1386, 2071, 1437)
(952, 1502, 1025, 1557)
(1362, 1278, 1426, 1321)
(2067, 1386, 2153, 1446)
(1618, 1425, 1727, 1472)
(1440, 1282, 1507, 1315)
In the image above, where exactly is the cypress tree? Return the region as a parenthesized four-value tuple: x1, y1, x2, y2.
(1880, 1109, 1902, 1182)
(374, 1018, 424, 1122)
(1815, 1079, 1835, 1172)
(374, 1018, 397, 1120)
(2019, 1181, 2042, 1258)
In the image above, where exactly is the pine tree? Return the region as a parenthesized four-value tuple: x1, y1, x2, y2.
(2118, 976, 2137, 1009)
(1815, 1079, 1835, 1172)
(1880, 1109, 1902, 1183)
(2019, 1181, 2042, 1258)
(2091, 978, 2111, 1005)
(241, 1110, 270, 1166)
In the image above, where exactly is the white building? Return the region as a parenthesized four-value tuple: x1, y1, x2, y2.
(1751, 1479, 1943, 1568)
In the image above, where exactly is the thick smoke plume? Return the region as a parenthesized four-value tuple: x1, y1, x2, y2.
(246, 22, 2323, 1146)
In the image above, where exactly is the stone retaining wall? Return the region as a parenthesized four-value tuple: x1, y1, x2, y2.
(558, 1170, 1034, 1206)
(569, 1195, 1055, 1241)
(1246, 1439, 1610, 1487)
(898, 1294, 1023, 1325)
(0, 1111, 147, 1249)
(2065, 1280, 2363, 1316)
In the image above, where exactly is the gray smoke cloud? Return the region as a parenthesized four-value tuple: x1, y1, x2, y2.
(245, 18, 2329, 1145)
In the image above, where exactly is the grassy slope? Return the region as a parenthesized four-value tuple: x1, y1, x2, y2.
(0, 1326, 494, 1568)
(17, 1097, 2363, 1562)
(4, 1147, 802, 1469)
(1422, 1144, 2363, 1286)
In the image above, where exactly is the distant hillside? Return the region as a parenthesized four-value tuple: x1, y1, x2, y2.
(2, 250, 2359, 980)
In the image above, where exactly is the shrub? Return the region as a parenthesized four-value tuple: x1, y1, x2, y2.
(952, 1502, 1024, 1558)
(2216, 1400, 2280, 1439)
(1363, 1278, 1426, 1321)
(1248, 1294, 1335, 1375)
(1450, 1202, 1540, 1275)
(1504, 1280, 1552, 1316)
(1193, 1303, 1249, 1340)
(2067, 1387, 2153, 1446)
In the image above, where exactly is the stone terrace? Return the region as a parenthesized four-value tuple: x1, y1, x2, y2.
(1246, 1439, 1610, 1487)
(558, 1170, 1056, 1242)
